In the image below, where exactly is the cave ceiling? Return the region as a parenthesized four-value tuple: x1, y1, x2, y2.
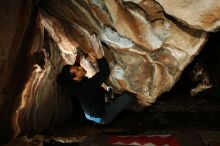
(39, 0, 209, 105)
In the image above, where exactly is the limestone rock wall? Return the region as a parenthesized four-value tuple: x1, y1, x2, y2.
(40, 0, 207, 105)
(155, 0, 220, 32)
(0, 0, 72, 144)
(0, 0, 220, 144)
(0, 0, 39, 143)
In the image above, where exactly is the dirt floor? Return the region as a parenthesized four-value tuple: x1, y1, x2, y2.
(39, 91, 220, 146)
(6, 91, 220, 146)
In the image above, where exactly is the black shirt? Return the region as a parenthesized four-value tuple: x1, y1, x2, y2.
(71, 57, 110, 117)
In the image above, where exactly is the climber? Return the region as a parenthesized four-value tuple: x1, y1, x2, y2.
(57, 35, 135, 124)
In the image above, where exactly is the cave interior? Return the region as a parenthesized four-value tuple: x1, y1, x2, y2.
(0, 0, 220, 146)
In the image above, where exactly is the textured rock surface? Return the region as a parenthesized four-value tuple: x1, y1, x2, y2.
(0, 0, 40, 143)
(1, 0, 220, 144)
(40, 0, 207, 105)
(155, 0, 220, 32)
(0, 0, 72, 144)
